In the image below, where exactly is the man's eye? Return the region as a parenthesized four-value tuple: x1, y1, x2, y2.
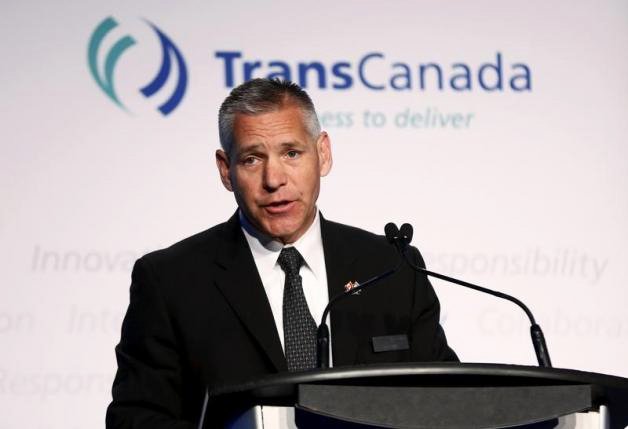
(241, 156, 259, 165)
(286, 150, 300, 159)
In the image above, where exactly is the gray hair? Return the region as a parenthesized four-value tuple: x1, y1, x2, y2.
(218, 78, 321, 154)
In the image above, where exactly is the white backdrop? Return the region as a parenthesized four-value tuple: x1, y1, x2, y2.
(1, 1, 628, 427)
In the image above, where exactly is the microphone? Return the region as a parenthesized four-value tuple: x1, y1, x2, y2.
(389, 222, 552, 368)
(384, 222, 400, 243)
(399, 223, 413, 248)
(317, 224, 405, 369)
(385, 222, 402, 254)
(385, 222, 413, 252)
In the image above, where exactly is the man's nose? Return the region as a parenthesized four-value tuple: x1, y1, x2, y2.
(262, 157, 287, 191)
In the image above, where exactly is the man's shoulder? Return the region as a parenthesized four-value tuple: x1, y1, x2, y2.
(322, 218, 391, 250)
(323, 218, 383, 239)
(322, 217, 425, 266)
(140, 217, 236, 268)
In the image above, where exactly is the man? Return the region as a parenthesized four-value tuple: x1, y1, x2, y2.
(106, 78, 457, 428)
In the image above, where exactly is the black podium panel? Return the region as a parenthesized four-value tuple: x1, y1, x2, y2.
(297, 384, 591, 428)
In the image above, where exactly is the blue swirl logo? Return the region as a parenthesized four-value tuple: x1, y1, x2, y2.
(87, 17, 188, 115)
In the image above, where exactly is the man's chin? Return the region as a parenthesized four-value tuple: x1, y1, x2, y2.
(266, 227, 300, 244)
(260, 219, 306, 244)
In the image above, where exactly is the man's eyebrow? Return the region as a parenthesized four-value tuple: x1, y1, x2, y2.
(235, 141, 307, 157)
(279, 141, 307, 149)
(235, 143, 264, 155)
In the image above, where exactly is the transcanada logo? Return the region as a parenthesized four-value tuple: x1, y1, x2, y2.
(88, 17, 187, 115)
(215, 51, 531, 91)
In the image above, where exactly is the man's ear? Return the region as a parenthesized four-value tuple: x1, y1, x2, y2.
(317, 131, 333, 177)
(215, 149, 233, 192)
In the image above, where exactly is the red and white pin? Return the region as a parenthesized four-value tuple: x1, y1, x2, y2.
(344, 280, 361, 295)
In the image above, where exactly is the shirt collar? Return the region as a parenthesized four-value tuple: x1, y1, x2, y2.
(239, 209, 325, 279)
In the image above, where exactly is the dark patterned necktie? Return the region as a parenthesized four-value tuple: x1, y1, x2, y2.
(278, 247, 317, 372)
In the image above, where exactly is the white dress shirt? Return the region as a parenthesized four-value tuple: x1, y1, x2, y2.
(240, 210, 329, 353)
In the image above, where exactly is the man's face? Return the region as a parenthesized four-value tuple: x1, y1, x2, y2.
(216, 104, 332, 244)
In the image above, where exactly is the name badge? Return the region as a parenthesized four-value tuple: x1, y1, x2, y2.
(371, 334, 410, 353)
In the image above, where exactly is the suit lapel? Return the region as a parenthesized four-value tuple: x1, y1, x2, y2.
(321, 215, 360, 366)
(212, 213, 363, 371)
(213, 214, 287, 372)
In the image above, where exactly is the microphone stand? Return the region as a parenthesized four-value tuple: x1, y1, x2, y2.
(317, 260, 403, 369)
(396, 223, 552, 368)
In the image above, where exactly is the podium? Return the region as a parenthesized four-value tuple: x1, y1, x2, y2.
(204, 363, 628, 429)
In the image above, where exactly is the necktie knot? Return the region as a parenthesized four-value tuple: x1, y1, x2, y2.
(278, 247, 304, 275)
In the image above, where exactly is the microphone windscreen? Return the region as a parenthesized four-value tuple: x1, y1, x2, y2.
(384, 223, 399, 243)
(400, 223, 414, 244)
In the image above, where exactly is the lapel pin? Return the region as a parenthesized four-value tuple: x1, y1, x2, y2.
(344, 280, 361, 295)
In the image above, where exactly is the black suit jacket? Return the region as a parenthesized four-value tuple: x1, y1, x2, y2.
(106, 213, 457, 428)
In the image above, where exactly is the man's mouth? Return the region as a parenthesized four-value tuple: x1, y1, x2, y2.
(263, 200, 295, 214)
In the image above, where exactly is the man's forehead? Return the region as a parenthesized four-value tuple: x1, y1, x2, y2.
(233, 113, 298, 135)
(231, 107, 314, 151)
